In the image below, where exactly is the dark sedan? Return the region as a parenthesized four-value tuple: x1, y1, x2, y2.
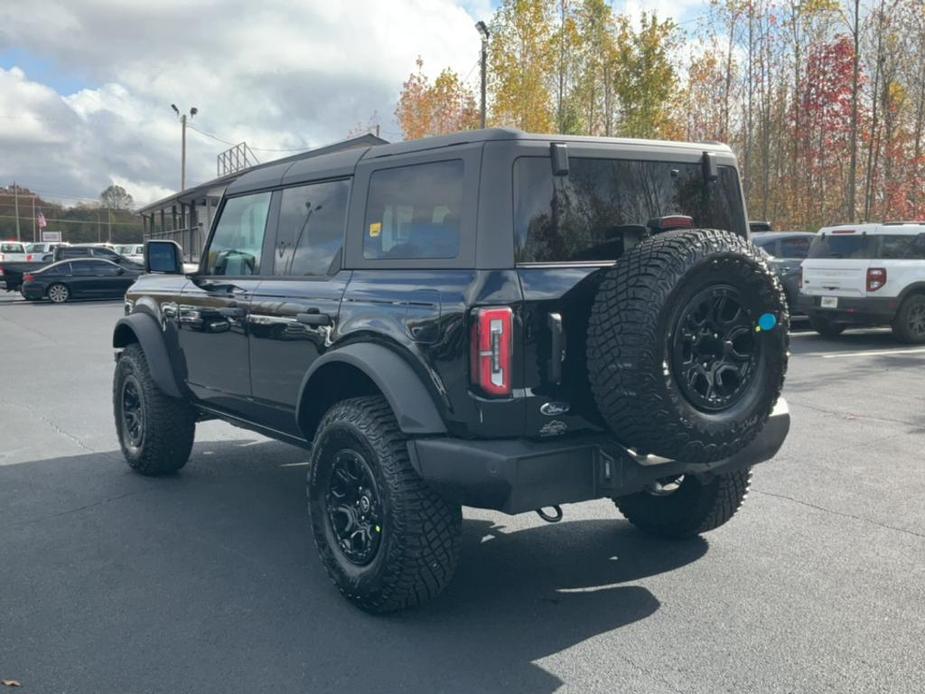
(752, 231, 815, 315)
(21, 258, 142, 303)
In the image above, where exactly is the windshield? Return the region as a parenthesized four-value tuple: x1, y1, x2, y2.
(514, 156, 746, 263)
(808, 235, 873, 259)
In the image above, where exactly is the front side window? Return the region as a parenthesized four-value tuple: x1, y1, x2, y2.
(363, 160, 463, 260)
(514, 156, 747, 263)
(275, 180, 350, 276)
(207, 192, 271, 275)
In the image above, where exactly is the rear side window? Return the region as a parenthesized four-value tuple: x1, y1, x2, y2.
(779, 237, 812, 259)
(72, 260, 109, 275)
(879, 234, 925, 260)
(363, 160, 463, 260)
(207, 192, 271, 275)
(275, 180, 350, 276)
(1, 243, 24, 253)
(514, 157, 747, 263)
(43, 262, 71, 275)
(808, 235, 874, 259)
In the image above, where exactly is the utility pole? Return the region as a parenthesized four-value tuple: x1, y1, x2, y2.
(171, 104, 198, 191)
(107, 207, 112, 243)
(475, 21, 490, 129)
(13, 181, 21, 241)
(31, 195, 36, 242)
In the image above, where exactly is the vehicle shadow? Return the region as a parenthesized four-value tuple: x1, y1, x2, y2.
(0, 439, 708, 693)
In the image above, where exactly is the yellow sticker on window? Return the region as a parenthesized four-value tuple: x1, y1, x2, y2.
(369, 222, 382, 238)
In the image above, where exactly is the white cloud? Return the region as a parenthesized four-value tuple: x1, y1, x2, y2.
(0, 0, 486, 206)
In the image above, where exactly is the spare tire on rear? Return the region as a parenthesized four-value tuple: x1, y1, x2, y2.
(587, 229, 788, 463)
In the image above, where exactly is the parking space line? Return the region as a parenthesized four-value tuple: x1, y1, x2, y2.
(813, 347, 925, 359)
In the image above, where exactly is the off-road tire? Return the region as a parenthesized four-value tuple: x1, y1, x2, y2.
(47, 283, 69, 304)
(891, 294, 925, 344)
(809, 314, 846, 338)
(587, 229, 788, 463)
(308, 396, 462, 613)
(615, 467, 752, 538)
(113, 343, 195, 475)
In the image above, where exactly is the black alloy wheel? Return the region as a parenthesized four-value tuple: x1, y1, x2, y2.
(671, 285, 760, 412)
(120, 375, 145, 452)
(324, 449, 383, 566)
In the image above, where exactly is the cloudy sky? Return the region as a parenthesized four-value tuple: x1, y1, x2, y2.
(0, 0, 702, 208)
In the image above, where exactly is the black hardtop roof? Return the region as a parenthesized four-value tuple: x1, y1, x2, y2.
(226, 128, 736, 196)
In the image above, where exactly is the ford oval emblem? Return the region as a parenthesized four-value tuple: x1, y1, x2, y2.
(540, 401, 570, 416)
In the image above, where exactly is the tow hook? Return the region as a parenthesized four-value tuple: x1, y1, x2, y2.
(536, 505, 563, 523)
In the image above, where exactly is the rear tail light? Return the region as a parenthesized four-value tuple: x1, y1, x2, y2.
(648, 215, 694, 232)
(470, 307, 513, 397)
(0, 267, 4, 276)
(867, 267, 886, 292)
(23, 273, 35, 283)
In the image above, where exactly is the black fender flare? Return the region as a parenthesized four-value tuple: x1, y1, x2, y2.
(297, 343, 447, 435)
(112, 313, 183, 398)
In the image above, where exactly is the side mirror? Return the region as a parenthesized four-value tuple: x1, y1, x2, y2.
(145, 240, 184, 274)
(117, 267, 125, 275)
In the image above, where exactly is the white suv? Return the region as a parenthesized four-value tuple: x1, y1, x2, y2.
(800, 222, 925, 342)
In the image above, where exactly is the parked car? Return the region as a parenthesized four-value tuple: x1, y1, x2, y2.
(54, 243, 143, 270)
(800, 222, 925, 341)
(0, 241, 28, 262)
(114, 244, 144, 263)
(112, 129, 790, 613)
(25, 241, 68, 262)
(21, 257, 142, 303)
(752, 231, 815, 315)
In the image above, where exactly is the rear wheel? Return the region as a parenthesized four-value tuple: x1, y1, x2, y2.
(615, 467, 752, 538)
(113, 344, 196, 475)
(308, 396, 462, 613)
(892, 294, 925, 344)
(809, 314, 846, 338)
(47, 283, 69, 304)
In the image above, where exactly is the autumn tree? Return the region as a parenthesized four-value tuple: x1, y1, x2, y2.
(613, 13, 682, 140)
(488, 0, 555, 132)
(100, 184, 134, 211)
(395, 58, 479, 141)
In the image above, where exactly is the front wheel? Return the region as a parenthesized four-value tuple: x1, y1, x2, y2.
(809, 314, 845, 338)
(892, 295, 925, 344)
(113, 344, 196, 475)
(614, 467, 752, 539)
(308, 396, 462, 613)
(47, 283, 70, 304)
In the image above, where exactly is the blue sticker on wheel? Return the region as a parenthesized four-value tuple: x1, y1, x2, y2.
(757, 313, 777, 331)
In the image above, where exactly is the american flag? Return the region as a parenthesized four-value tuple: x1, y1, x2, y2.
(37, 211, 47, 229)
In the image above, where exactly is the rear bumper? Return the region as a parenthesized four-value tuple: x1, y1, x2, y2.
(799, 295, 897, 324)
(408, 399, 791, 514)
(20, 284, 44, 300)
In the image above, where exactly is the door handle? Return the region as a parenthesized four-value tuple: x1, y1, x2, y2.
(296, 311, 332, 326)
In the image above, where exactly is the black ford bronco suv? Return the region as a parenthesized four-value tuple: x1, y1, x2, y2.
(113, 129, 790, 612)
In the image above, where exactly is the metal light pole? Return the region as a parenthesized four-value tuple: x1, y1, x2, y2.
(475, 21, 490, 129)
(171, 104, 198, 191)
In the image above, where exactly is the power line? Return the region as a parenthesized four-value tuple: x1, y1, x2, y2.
(187, 123, 313, 153)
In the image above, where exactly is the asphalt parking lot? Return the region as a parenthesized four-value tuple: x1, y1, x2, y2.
(1, 293, 924, 694)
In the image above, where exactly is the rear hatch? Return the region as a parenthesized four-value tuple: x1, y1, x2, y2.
(511, 152, 749, 438)
(801, 232, 873, 298)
